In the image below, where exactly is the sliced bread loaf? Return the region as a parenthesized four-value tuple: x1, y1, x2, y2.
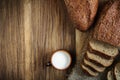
(89, 39, 118, 58)
(114, 62, 120, 80)
(107, 70, 114, 80)
(86, 51, 113, 67)
(81, 64, 99, 76)
(84, 58, 105, 72)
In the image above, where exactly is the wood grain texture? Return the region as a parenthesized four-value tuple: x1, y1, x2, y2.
(0, 0, 111, 80)
(0, 0, 75, 80)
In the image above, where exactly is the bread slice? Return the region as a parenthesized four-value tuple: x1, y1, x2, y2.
(114, 62, 120, 80)
(85, 53, 105, 67)
(93, 0, 120, 47)
(84, 58, 105, 72)
(107, 70, 114, 80)
(89, 39, 118, 58)
(81, 64, 99, 76)
(86, 51, 113, 67)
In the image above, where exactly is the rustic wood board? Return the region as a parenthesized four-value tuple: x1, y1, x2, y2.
(0, 0, 75, 80)
(0, 0, 111, 80)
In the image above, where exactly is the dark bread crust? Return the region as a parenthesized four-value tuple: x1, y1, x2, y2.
(82, 62, 98, 72)
(81, 64, 95, 76)
(85, 53, 105, 67)
(81, 55, 99, 76)
(64, 0, 98, 31)
(83, 59, 105, 72)
(81, 64, 98, 77)
(93, 0, 120, 47)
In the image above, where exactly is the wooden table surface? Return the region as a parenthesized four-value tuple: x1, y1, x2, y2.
(0, 0, 108, 80)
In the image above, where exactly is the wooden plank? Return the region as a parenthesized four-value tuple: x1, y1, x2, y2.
(24, 0, 33, 80)
(0, 0, 75, 80)
(31, 0, 75, 80)
(0, 0, 25, 80)
(76, 30, 90, 62)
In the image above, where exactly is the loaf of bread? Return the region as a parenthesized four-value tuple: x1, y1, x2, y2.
(64, 0, 98, 31)
(93, 0, 120, 47)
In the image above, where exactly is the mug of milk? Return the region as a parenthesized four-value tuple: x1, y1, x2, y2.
(51, 50, 72, 70)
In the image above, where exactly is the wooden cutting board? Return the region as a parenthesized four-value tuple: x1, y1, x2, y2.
(0, 0, 108, 80)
